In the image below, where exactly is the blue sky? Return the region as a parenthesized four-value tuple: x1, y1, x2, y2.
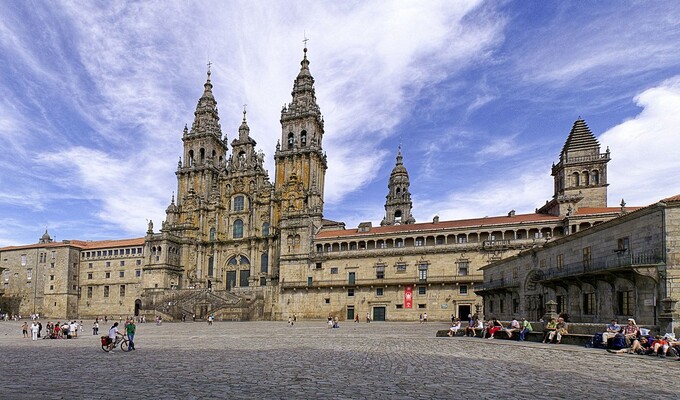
(1, 1, 680, 246)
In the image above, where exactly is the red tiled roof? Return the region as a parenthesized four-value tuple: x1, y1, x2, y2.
(0, 237, 145, 252)
(315, 213, 562, 239)
(574, 207, 641, 215)
(662, 194, 680, 202)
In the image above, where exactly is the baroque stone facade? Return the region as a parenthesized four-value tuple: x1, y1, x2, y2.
(3, 47, 666, 324)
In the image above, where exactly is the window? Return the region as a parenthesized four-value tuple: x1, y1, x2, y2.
(287, 132, 294, 148)
(234, 195, 245, 212)
(315, 262, 322, 269)
(583, 292, 596, 315)
(415, 238, 424, 247)
(136, 259, 141, 266)
(103, 286, 109, 298)
(347, 288, 355, 297)
(233, 219, 244, 238)
(260, 277, 266, 286)
(396, 304, 403, 309)
(513, 268, 518, 279)
(114, 250, 119, 256)
(376, 265, 385, 279)
(348, 272, 356, 285)
(583, 247, 592, 268)
(300, 130, 307, 147)
(556, 295, 566, 314)
(458, 236, 467, 244)
(87, 287, 92, 298)
(87, 273, 93, 280)
(396, 263, 407, 272)
(88, 263, 93, 268)
(307, 277, 312, 287)
(617, 237, 629, 253)
(379, 242, 386, 249)
(513, 298, 519, 314)
(208, 256, 214, 277)
(418, 286, 427, 295)
(395, 239, 404, 248)
(49, 285, 54, 291)
(262, 223, 270, 236)
(119, 271, 125, 278)
(539, 259, 546, 269)
(376, 288, 384, 296)
(418, 264, 428, 281)
(557, 254, 564, 270)
(617, 290, 633, 315)
(135, 270, 141, 278)
(418, 304, 426, 309)
(499, 299, 505, 313)
(106, 261, 110, 267)
(105, 272, 111, 279)
(51, 251, 56, 259)
(120, 285, 126, 297)
(21, 254, 27, 266)
(324, 298, 330, 304)
(3, 271, 8, 281)
(457, 261, 469, 276)
(26, 269, 32, 280)
(210, 227, 215, 241)
(261, 252, 269, 274)
(330, 267, 338, 274)
(50, 275, 54, 281)
(459, 285, 468, 295)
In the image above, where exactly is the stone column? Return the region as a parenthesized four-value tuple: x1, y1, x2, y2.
(659, 297, 679, 337)
(543, 300, 558, 322)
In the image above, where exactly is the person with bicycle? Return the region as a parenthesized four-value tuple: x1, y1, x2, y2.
(107, 322, 125, 352)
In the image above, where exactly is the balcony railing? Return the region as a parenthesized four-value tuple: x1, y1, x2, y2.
(541, 248, 664, 282)
(474, 278, 520, 292)
(280, 274, 483, 289)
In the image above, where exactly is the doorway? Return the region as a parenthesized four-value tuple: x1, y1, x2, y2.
(458, 304, 471, 321)
(134, 299, 142, 316)
(373, 306, 386, 321)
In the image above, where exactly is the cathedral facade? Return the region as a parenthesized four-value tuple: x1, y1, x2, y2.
(0, 48, 651, 322)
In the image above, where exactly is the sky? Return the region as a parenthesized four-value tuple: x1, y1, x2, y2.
(1, 0, 680, 247)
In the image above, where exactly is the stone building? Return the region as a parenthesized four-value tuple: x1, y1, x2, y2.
(4, 47, 670, 324)
(476, 195, 680, 336)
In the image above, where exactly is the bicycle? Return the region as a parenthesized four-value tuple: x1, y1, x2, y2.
(100, 334, 129, 352)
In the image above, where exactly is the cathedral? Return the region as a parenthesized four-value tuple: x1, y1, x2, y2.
(4, 47, 676, 329)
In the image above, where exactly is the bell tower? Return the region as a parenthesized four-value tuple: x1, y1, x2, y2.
(539, 118, 610, 216)
(381, 146, 415, 225)
(274, 46, 327, 260)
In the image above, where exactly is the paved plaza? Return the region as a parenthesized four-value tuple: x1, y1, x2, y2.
(0, 320, 676, 399)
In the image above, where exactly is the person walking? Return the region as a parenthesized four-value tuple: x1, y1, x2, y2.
(22, 322, 28, 338)
(126, 319, 136, 351)
(93, 321, 99, 335)
(30, 321, 39, 341)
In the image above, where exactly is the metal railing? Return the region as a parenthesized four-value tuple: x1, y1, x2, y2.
(540, 248, 664, 282)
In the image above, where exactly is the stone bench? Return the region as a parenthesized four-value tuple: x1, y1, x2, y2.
(436, 328, 593, 346)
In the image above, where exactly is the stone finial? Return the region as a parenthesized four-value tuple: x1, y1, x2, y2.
(620, 198, 626, 213)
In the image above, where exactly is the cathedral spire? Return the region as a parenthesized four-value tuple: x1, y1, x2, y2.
(381, 147, 415, 226)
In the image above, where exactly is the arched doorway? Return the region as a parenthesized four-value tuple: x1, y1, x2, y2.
(134, 299, 142, 316)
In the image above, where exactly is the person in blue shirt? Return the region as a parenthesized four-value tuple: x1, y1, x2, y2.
(601, 318, 621, 345)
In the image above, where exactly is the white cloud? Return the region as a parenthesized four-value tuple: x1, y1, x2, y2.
(600, 75, 680, 205)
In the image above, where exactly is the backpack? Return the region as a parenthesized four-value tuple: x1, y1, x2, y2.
(587, 332, 605, 348)
(607, 334, 627, 350)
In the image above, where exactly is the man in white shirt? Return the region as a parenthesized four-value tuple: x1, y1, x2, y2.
(108, 322, 122, 351)
(30, 321, 39, 341)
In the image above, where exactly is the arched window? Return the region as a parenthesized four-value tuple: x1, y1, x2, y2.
(233, 195, 245, 211)
(262, 222, 270, 236)
(288, 132, 294, 148)
(188, 150, 194, 167)
(592, 170, 600, 185)
(261, 252, 269, 273)
(233, 219, 243, 239)
(200, 148, 205, 163)
(208, 256, 214, 277)
(394, 210, 402, 224)
(294, 235, 301, 252)
(572, 172, 580, 187)
(300, 130, 307, 147)
(583, 171, 590, 186)
(209, 227, 215, 241)
(287, 235, 294, 252)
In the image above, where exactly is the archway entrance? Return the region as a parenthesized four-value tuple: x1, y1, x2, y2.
(134, 299, 142, 316)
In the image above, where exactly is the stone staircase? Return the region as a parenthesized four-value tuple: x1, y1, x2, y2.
(141, 288, 259, 321)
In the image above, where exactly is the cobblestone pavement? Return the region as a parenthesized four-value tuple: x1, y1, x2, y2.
(0, 320, 677, 399)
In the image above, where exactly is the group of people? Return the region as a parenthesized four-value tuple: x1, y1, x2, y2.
(601, 318, 680, 359)
(22, 320, 84, 340)
(451, 315, 536, 342)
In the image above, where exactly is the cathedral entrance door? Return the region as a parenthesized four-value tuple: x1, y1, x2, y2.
(134, 299, 142, 317)
(373, 306, 386, 321)
(226, 271, 237, 291)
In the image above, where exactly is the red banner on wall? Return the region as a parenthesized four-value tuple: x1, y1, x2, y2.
(404, 285, 413, 309)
